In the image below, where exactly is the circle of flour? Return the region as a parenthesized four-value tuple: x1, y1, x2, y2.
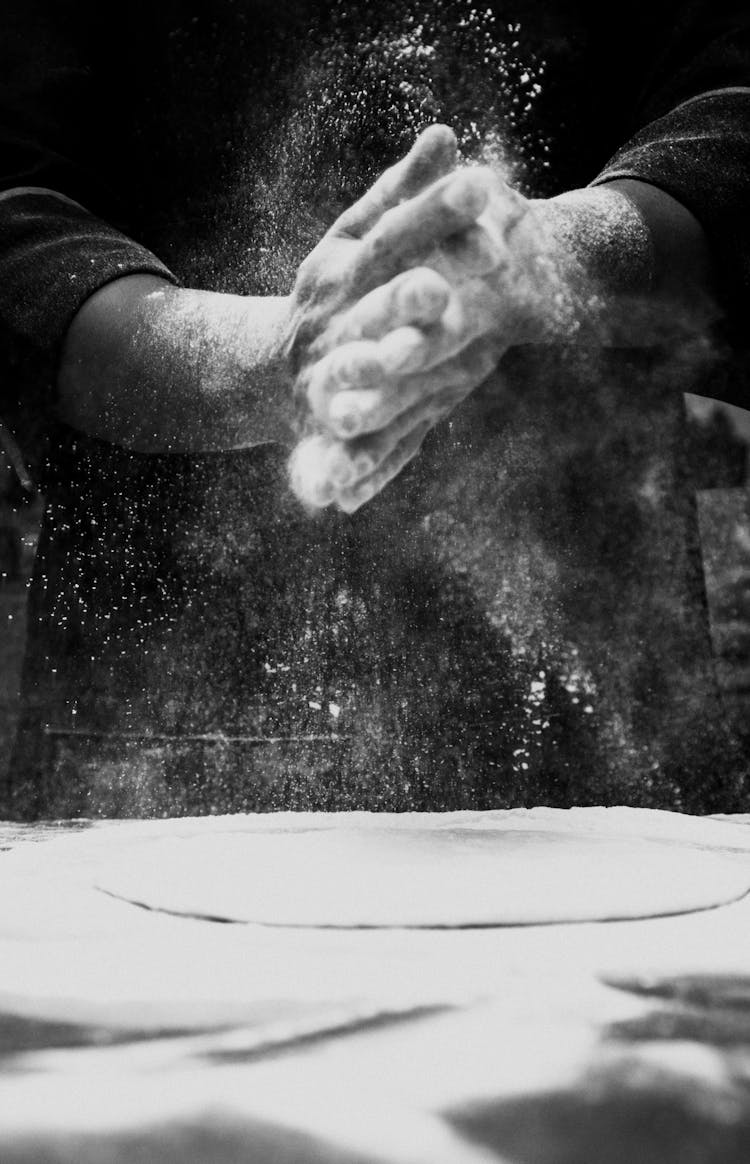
(94, 821, 750, 928)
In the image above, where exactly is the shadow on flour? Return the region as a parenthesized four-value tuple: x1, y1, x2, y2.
(444, 974, 750, 1164)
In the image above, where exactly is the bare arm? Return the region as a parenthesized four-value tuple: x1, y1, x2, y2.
(57, 277, 293, 453)
(533, 178, 718, 335)
(55, 125, 469, 457)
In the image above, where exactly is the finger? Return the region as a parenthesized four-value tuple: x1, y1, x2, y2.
(351, 168, 493, 288)
(327, 339, 499, 438)
(288, 433, 338, 509)
(335, 421, 433, 514)
(437, 222, 506, 279)
(377, 282, 503, 378)
(333, 124, 458, 238)
(305, 328, 431, 420)
(308, 282, 500, 432)
(304, 341, 385, 418)
(292, 348, 482, 512)
(329, 267, 450, 344)
(333, 367, 479, 484)
(329, 285, 492, 396)
(289, 428, 384, 508)
(419, 281, 504, 369)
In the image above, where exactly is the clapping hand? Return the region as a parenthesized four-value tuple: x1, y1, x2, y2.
(289, 128, 549, 512)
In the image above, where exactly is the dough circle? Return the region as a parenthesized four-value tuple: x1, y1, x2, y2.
(95, 821, 750, 928)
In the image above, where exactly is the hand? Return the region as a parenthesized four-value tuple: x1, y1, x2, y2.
(286, 124, 483, 377)
(290, 165, 552, 512)
(286, 129, 515, 508)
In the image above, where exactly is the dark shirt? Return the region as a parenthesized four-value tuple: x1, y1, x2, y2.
(1, 1, 749, 817)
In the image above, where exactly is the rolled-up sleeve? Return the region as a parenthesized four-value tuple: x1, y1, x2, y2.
(593, 91, 750, 339)
(591, 4, 750, 404)
(0, 190, 175, 365)
(0, 1, 176, 428)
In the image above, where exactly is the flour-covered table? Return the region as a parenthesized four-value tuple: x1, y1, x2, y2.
(2, 808, 750, 1163)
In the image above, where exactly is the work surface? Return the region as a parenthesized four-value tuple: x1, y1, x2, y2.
(3, 808, 750, 1163)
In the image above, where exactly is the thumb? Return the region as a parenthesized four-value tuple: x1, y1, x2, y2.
(332, 124, 458, 239)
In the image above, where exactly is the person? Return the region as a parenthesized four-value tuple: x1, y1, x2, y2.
(0, 0, 748, 818)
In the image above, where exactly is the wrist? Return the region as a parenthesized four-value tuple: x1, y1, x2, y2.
(532, 186, 655, 298)
(527, 182, 720, 344)
(233, 293, 297, 447)
(473, 186, 654, 350)
(522, 187, 655, 345)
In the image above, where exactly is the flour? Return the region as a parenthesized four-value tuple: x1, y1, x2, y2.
(94, 814, 750, 928)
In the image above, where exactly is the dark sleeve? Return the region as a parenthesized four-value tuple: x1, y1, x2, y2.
(0, 1, 176, 429)
(590, 3, 750, 406)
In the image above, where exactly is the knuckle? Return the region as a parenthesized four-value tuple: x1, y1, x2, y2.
(352, 449, 376, 478)
(379, 204, 401, 232)
(406, 269, 449, 312)
(413, 264, 448, 290)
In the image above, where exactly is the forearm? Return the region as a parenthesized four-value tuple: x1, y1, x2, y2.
(57, 275, 294, 453)
(528, 179, 720, 343)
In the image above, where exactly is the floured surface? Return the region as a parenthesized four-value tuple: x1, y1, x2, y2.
(3, 809, 750, 1163)
(93, 815, 750, 927)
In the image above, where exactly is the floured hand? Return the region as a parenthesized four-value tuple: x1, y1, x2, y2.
(286, 125, 483, 395)
(291, 166, 554, 512)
